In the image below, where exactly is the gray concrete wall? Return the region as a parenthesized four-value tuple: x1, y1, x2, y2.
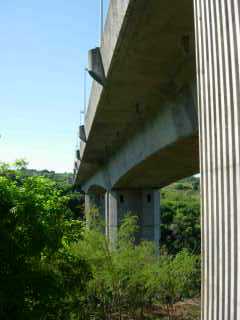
(141, 190, 160, 246)
(106, 189, 160, 250)
(105, 190, 118, 244)
(85, 192, 105, 220)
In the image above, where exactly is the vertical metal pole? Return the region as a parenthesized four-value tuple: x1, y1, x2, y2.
(84, 68, 87, 114)
(80, 68, 87, 125)
(100, 0, 104, 45)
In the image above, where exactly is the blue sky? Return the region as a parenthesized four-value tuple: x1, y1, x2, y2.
(0, 1, 108, 173)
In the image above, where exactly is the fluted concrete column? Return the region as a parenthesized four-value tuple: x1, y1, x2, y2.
(105, 190, 161, 249)
(194, 1, 240, 319)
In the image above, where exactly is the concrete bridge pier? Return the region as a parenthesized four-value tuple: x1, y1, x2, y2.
(105, 190, 161, 249)
(85, 192, 105, 220)
(194, 0, 240, 319)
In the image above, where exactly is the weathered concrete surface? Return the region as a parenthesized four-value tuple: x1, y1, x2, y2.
(106, 189, 160, 249)
(85, 192, 105, 219)
(75, 0, 197, 189)
(82, 86, 198, 191)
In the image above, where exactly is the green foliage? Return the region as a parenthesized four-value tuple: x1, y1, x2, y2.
(73, 213, 200, 319)
(0, 162, 200, 319)
(161, 177, 201, 254)
(0, 164, 90, 319)
(156, 251, 200, 306)
(13, 159, 29, 170)
(174, 183, 185, 190)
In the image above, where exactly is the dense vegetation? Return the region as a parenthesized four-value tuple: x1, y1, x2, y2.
(76, 212, 200, 319)
(0, 161, 89, 319)
(161, 177, 200, 255)
(0, 161, 201, 319)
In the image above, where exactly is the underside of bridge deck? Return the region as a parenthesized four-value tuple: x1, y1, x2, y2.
(75, 0, 195, 188)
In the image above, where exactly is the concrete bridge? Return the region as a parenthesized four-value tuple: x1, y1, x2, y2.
(74, 1, 240, 319)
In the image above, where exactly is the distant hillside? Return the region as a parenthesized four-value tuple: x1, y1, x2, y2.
(162, 176, 200, 201)
(23, 169, 74, 185)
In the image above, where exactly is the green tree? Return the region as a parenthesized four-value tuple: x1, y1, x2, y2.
(161, 184, 200, 254)
(0, 166, 90, 319)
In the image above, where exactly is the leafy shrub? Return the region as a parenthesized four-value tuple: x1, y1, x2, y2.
(161, 196, 200, 254)
(0, 167, 91, 319)
(174, 183, 185, 190)
(73, 213, 200, 319)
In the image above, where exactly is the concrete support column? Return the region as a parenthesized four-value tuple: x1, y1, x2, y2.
(105, 189, 161, 249)
(84, 193, 93, 215)
(142, 190, 161, 250)
(85, 192, 105, 220)
(194, 1, 240, 319)
(105, 191, 118, 244)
